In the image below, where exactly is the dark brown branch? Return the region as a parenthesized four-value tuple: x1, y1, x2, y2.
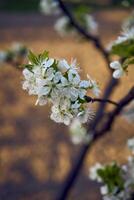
(56, 86, 134, 200)
(93, 86, 134, 139)
(56, 0, 110, 66)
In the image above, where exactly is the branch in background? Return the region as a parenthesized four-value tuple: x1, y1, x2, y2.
(56, 0, 110, 66)
(56, 86, 134, 200)
(88, 77, 119, 133)
(94, 86, 134, 138)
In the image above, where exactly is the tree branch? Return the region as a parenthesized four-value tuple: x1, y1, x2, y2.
(56, 0, 110, 66)
(56, 86, 134, 200)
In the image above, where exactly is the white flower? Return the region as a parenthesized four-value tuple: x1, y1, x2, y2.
(77, 106, 95, 123)
(110, 61, 125, 79)
(69, 119, 89, 144)
(87, 75, 101, 96)
(114, 28, 134, 45)
(22, 68, 37, 95)
(0, 51, 7, 63)
(50, 98, 73, 125)
(68, 69, 80, 85)
(100, 185, 108, 195)
(57, 59, 70, 73)
(89, 163, 103, 182)
(79, 80, 90, 89)
(107, 27, 134, 51)
(127, 137, 134, 153)
(54, 16, 74, 36)
(41, 58, 54, 71)
(85, 14, 98, 35)
(40, 0, 59, 15)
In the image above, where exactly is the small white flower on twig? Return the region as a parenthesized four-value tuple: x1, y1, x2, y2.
(110, 61, 126, 79)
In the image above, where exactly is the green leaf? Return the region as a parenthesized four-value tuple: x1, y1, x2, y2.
(111, 39, 134, 58)
(39, 50, 49, 62)
(28, 50, 39, 65)
(23, 64, 34, 71)
(97, 163, 124, 194)
(123, 56, 134, 69)
(74, 5, 91, 17)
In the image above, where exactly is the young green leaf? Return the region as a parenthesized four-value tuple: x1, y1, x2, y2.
(123, 56, 134, 69)
(28, 50, 39, 65)
(39, 50, 49, 62)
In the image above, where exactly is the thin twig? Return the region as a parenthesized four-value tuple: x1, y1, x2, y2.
(85, 95, 118, 106)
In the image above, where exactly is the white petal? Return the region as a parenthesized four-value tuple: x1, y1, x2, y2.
(45, 58, 54, 68)
(22, 81, 29, 90)
(38, 86, 51, 96)
(58, 59, 70, 73)
(61, 76, 68, 86)
(53, 72, 62, 83)
(73, 75, 80, 85)
(71, 101, 81, 109)
(113, 69, 124, 79)
(79, 80, 90, 88)
(46, 68, 55, 80)
(110, 61, 121, 69)
(100, 186, 108, 195)
(50, 112, 62, 123)
(63, 116, 71, 125)
(36, 78, 47, 87)
(79, 89, 86, 99)
(70, 88, 79, 101)
(23, 68, 33, 79)
(92, 86, 101, 97)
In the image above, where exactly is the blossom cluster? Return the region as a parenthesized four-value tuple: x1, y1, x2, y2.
(89, 137, 134, 200)
(39, 0, 98, 36)
(0, 43, 27, 65)
(22, 50, 100, 125)
(54, 14, 98, 37)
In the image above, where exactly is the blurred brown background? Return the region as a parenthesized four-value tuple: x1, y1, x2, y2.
(0, 1, 134, 199)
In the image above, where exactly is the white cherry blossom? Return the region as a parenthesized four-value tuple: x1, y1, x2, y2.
(87, 75, 101, 96)
(85, 14, 98, 35)
(89, 163, 103, 182)
(0, 51, 7, 63)
(40, 0, 59, 15)
(54, 16, 75, 36)
(110, 61, 125, 79)
(57, 59, 70, 73)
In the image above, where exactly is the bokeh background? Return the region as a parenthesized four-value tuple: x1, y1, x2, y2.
(0, 0, 134, 199)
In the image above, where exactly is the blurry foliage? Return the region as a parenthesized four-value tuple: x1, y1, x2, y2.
(0, 0, 39, 11)
(111, 40, 134, 58)
(0, 0, 133, 12)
